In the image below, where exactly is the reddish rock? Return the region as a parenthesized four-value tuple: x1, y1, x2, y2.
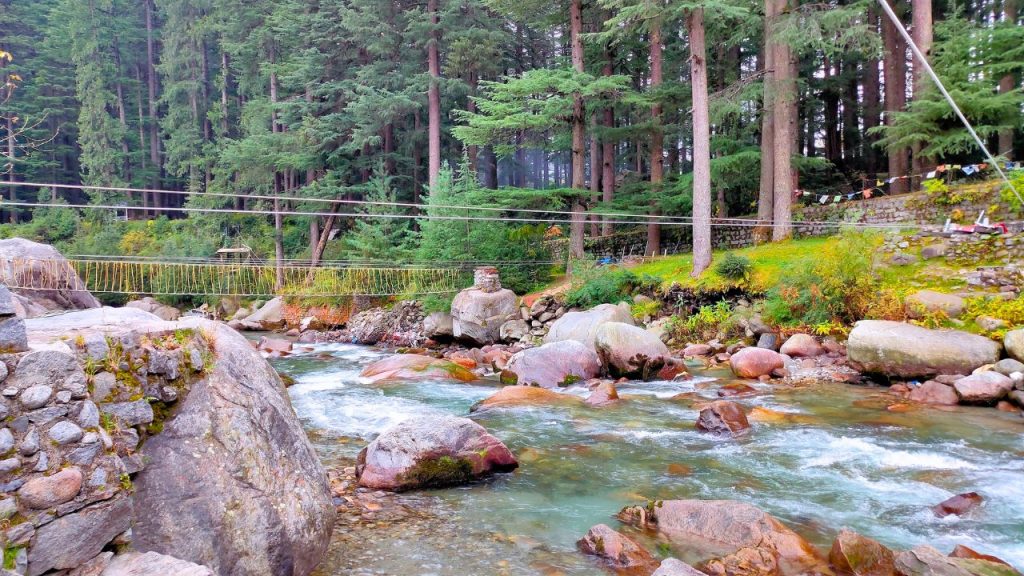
(503, 340, 602, 388)
(585, 382, 620, 407)
(895, 545, 1019, 576)
(482, 349, 512, 371)
(949, 545, 1015, 567)
(360, 354, 477, 383)
(695, 401, 750, 436)
(889, 383, 911, 396)
(655, 359, 689, 381)
(18, 467, 83, 509)
(909, 381, 960, 405)
(717, 382, 757, 398)
(730, 347, 785, 379)
(667, 463, 694, 476)
(996, 400, 1020, 412)
(934, 374, 964, 385)
(702, 546, 780, 576)
(954, 372, 1014, 404)
(471, 386, 581, 411)
(576, 524, 657, 572)
(829, 529, 896, 576)
(683, 344, 713, 357)
(449, 356, 477, 370)
(932, 492, 984, 518)
(256, 336, 293, 355)
(780, 334, 825, 358)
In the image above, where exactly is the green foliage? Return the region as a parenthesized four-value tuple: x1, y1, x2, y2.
(714, 253, 752, 281)
(665, 301, 737, 343)
(342, 166, 414, 262)
(564, 260, 659, 309)
(631, 299, 661, 321)
(763, 229, 883, 327)
(964, 296, 1024, 336)
(922, 178, 991, 207)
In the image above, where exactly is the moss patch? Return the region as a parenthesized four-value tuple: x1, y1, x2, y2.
(400, 455, 474, 488)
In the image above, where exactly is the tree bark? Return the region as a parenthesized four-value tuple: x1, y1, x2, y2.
(568, 0, 586, 263)
(863, 11, 882, 182)
(771, 0, 795, 241)
(910, 0, 933, 186)
(756, 20, 775, 244)
(427, 0, 442, 193)
(999, 0, 1017, 159)
(882, 1, 909, 194)
(589, 115, 601, 236)
(145, 0, 161, 211)
(689, 8, 713, 276)
(645, 18, 664, 257)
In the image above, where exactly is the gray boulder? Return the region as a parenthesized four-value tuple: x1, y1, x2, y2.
(243, 297, 285, 330)
(594, 321, 672, 378)
(125, 297, 181, 322)
(847, 321, 1002, 379)
(100, 401, 154, 428)
(503, 340, 602, 388)
(422, 312, 454, 340)
(905, 290, 966, 319)
(894, 545, 1018, 576)
(101, 552, 213, 576)
(993, 358, 1024, 376)
(653, 559, 709, 576)
(27, 496, 132, 576)
(499, 319, 530, 343)
(450, 287, 517, 345)
(8, 351, 88, 398)
(1005, 329, 1024, 363)
(0, 238, 100, 317)
(0, 316, 27, 353)
(544, 302, 634, 351)
(954, 372, 1015, 404)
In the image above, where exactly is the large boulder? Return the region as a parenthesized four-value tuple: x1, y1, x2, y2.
(729, 347, 785, 379)
(909, 381, 960, 405)
(101, 552, 214, 576)
(1004, 329, 1024, 363)
(502, 340, 601, 388)
(450, 288, 517, 346)
(894, 545, 1019, 576)
(828, 529, 896, 576)
(779, 334, 824, 358)
(594, 321, 673, 378)
(0, 238, 100, 317)
(28, 495, 133, 575)
(360, 354, 477, 383)
(124, 297, 181, 321)
(653, 559, 709, 576)
(619, 500, 828, 576)
(347, 301, 424, 346)
(953, 372, 1014, 404)
(544, 303, 635, 351)
(471, 386, 582, 412)
(576, 524, 657, 572)
(243, 297, 285, 330)
(905, 290, 966, 319)
(847, 321, 1001, 379)
(422, 311, 454, 340)
(356, 416, 518, 491)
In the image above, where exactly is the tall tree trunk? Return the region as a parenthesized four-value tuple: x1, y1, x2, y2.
(221, 51, 231, 138)
(689, 8, 713, 276)
(413, 109, 423, 206)
(645, 18, 664, 257)
(568, 0, 586, 263)
(112, 38, 132, 187)
(882, 1, 909, 193)
(843, 62, 860, 170)
(589, 116, 601, 236)
(863, 12, 882, 183)
(601, 105, 615, 237)
(822, 57, 841, 166)
(484, 146, 498, 189)
(771, 0, 795, 241)
(999, 0, 1017, 158)
(756, 26, 775, 244)
(911, 0, 933, 187)
(467, 71, 479, 177)
(145, 0, 161, 210)
(269, 47, 284, 290)
(427, 0, 442, 193)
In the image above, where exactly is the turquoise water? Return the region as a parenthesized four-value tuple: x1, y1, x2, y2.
(274, 343, 1024, 575)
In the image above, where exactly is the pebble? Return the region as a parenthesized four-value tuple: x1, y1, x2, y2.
(2, 387, 17, 397)
(17, 466, 83, 509)
(48, 420, 84, 445)
(19, 385, 53, 410)
(19, 428, 39, 455)
(88, 467, 107, 488)
(0, 497, 15, 521)
(76, 400, 100, 429)
(0, 457, 20, 475)
(55, 390, 72, 404)
(33, 451, 49, 472)
(27, 405, 68, 425)
(0, 428, 13, 453)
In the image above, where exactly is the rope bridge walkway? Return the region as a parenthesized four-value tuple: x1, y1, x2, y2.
(0, 257, 464, 297)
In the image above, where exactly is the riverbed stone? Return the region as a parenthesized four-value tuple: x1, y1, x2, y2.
(450, 286, 517, 345)
(949, 545, 1016, 568)
(423, 312, 455, 340)
(652, 558, 709, 576)
(909, 381, 960, 405)
(576, 524, 657, 572)
(894, 545, 1019, 576)
(585, 382, 620, 407)
(544, 303, 635, 351)
(361, 354, 477, 384)
(19, 385, 53, 410)
(779, 334, 824, 358)
(618, 499, 827, 575)
(27, 495, 132, 576)
(17, 466, 83, 509)
(1003, 329, 1024, 362)
(932, 492, 984, 518)
(905, 290, 965, 319)
(356, 416, 518, 491)
(847, 321, 1001, 379)
(595, 321, 673, 378)
(0, 428, 13, 453)
(48, 420, 83, 445)
(953, 372, 1014, 404)
(993, 358, 1024, 376)
(828, 529, 896, 576)
(695, 401, 751, 436)
(102, 551, 214, 576)
(729, 347, 785, 379)
(503, 340, 601, 388)
(471, 386, 582, 411)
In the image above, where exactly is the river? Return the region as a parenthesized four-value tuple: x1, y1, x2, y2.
(271, 342, 1024, 576)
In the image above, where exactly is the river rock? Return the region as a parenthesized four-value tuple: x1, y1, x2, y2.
(653, 558, 709, 576)
(779, 334, 824, 358)
(0, 316, 28, 353)
(356, 416, 518, 491)
(595, 321, 673, 378)
(502, 341, 601, 388)
(585, 382, 619, 407)
(1005, 329, 1024, 363)
(471, 386, 581, 412)
(847, 321, 1001, 379)
(953, 372, 1014, 404)
(905, 290, 966, 319)
(243, 297, 285, 330)
(125, 297, 181, 322)
(450, 287, 517, 345)
(17, 467, 83, 509)
(828, 529, 896, 576)
(618, 499, 827, 575)
(48, 420, 83, 445)
(0, 238, 101, 317)
(894, 545, 1019, 576)
(993, 358, 1024, 376)
(544, 303, 635, 351)
(757, 332, 780, 351)
(949, 545, 1016, 568)
(909, 381, 960, 405)
(729, 347, 785, 379)
(932, 492, 983, 518)
(499, 319, 530, 343)
(101, 551, 214, 576)
(682, 344, 712, 357)
(8, 350, 88, 397)
(695, 401, 750, 436)
(576, 524, 657, 572)
(256, 336, 292, 355)
(27, 496, 132, 576)
(19, 385, 53, 410)
(360, 354, 477, 383)
(423, 312, 454, 340)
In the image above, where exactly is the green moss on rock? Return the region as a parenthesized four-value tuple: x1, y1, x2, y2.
(400, 456, 474, 488)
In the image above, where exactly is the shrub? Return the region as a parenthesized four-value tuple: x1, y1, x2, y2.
(763, 229, 883, 327)
(564, 261, 661, 309)
(715, 253, 752, 281)
(665, 301, 738, 343)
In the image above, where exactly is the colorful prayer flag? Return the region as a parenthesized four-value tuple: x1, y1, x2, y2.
(963, 165, 977, 175)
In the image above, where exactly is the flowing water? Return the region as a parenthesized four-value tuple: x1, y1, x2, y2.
(272, 343, 1024, 575)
